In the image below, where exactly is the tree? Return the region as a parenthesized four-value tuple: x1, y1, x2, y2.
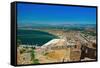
(31, 49, 35, 61)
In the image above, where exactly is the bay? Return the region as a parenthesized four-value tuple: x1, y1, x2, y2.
(17, 29, 58, 46)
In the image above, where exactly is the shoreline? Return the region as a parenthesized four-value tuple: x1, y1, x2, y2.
(18, 38, 60, 48)
(17, 29, 60, 46)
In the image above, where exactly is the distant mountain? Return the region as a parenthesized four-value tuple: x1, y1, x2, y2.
(18, 22, 96, 31)
(18, 22, 50, 27)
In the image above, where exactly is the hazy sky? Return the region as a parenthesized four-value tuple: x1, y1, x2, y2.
(17, 3, 96, 25)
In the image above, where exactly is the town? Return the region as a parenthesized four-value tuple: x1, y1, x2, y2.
(17, 29, 96, 64)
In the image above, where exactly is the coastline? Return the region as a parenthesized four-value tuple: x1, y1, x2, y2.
(17, 29, 59, 46)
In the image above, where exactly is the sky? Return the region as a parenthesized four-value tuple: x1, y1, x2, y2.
(17, 3, 96, 25)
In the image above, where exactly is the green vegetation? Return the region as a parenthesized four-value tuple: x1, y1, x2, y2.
(31, 49, 39, 64)
(20, 49, 26, 54)
(31, 49, 35, 60)
(44, 52, 49, 55)
(81, 31, 96, 36)
(88, 32, 96, 36)
(31, 47, 36, 50)
(33, 59, 39, 64)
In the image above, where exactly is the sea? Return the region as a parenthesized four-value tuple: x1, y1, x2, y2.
(17, 29, 58, 46)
